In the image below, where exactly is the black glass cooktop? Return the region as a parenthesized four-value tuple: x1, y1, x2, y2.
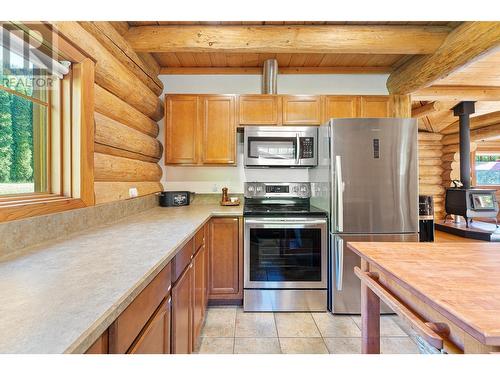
(243, 198, 327, 217)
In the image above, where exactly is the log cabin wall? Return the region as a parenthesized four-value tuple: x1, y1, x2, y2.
(52, 22, 164, 204)
(418, 132, 445, 219)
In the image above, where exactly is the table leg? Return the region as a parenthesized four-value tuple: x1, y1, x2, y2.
(361, 262, 380, 354)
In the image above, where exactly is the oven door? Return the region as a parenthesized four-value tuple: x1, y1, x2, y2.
(244, 217, 327, 289)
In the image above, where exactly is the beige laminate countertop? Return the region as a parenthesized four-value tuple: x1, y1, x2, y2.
(0, 204, 242, 354)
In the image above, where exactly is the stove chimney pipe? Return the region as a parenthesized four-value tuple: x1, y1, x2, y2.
(453, 101, 475, 189)
(262, 59, 278, 94)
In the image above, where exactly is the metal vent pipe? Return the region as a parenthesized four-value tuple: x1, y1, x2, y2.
(262, 59, 278, 94)
(453, 101, 475, 189)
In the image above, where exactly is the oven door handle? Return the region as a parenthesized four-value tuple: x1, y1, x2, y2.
(245, 219, 327, 226)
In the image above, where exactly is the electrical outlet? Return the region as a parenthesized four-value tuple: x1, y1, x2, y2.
(129, 187, 138, 198)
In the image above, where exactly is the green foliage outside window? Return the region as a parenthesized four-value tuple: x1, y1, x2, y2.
(0, 86, 34, 188)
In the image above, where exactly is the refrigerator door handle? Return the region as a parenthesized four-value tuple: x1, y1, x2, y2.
(295, 133, 300, 165)
(335, 237, 344, 291)
(335, 155, 344, 231)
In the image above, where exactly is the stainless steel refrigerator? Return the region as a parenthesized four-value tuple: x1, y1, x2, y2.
(309, 118, 419, 314)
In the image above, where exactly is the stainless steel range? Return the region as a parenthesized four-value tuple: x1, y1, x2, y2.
(243, 182, 328, 312)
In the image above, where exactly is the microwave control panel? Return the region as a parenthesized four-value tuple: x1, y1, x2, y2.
(299, 137, 314, 158)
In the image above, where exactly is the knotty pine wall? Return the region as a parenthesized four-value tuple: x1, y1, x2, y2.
(53, 22, 164, 204)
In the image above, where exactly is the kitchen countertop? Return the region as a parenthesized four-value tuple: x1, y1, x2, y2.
(347, 241, 500, 347)
(0, 204, 242, 354)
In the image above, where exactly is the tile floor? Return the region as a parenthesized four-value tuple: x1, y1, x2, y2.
(195, 306, 420, 354)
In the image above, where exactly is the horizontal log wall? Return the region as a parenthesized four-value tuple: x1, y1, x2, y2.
(418, 132, 444, 219)
(53, 22, 164, 204)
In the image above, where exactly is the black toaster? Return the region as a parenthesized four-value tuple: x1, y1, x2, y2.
(159, 191, 191, 207)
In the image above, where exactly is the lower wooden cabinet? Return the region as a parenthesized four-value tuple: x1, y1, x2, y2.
(208, 217, 242, 301)
(85, 330, 109, 354)
(192, 244, 206, 348)
(87, 218, 240, 355)
(171, 263, 193, 354)
(108, 264, 171, 354)
(128, 296, 171, 354)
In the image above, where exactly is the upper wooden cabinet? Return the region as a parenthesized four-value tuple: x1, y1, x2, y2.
(238, 95, 281, 125)
(282, 95, 322, 125)
(165, 94, 236, 165)
(323, 96, 360, 121)
(359, 96, 391, 118)
(201, 95, 236, 164)
(165, 95, 200, 164)
(322, 95, 392, 121)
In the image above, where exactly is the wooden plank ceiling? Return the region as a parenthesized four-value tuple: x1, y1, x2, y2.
(126, 21, 458, 75)
(124, 21, 500, 136)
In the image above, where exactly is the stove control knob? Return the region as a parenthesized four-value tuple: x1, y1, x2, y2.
(256, 186, 263, 193)
(247, 185, 255, 193)
(300, 185, 307, 193)
(292, 185, 299, 193)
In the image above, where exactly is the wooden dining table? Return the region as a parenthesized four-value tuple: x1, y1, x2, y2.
(347, 242, 500, 354)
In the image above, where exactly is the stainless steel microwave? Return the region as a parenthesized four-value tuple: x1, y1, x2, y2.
(244, 126, 318, 167)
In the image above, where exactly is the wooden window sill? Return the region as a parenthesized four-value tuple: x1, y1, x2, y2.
(0, 196, 87, 223)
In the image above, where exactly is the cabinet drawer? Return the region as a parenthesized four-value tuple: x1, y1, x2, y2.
(172, 238, 195, 282)
(128, 296, 171, 354)
(194, 226, 205, 251)
(109, 264, 171, 354)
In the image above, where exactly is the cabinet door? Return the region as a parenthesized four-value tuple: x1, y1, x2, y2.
(165, 95, 200, 164)
(204, 225, 210, 308)
(128, 296, 171, 354)
(201, 95, 236, 164)
(85, 330, 108, 354)
(323, 96, 360, 122)
(208, 217, 241, 299)
(192, 245, 206, 349)
(239, 95, 281, 125)
(282, 95, 322, 125)
(359, 96, 391, 118)
(172, 265, 193, 354)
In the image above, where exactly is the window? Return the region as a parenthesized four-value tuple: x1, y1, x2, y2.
(474, 153, 500, 186)
(0, 51, 51, 196)
(0, 23, 95, 222)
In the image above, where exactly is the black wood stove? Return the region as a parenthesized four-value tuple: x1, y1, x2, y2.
(443, 102, 499, 228)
